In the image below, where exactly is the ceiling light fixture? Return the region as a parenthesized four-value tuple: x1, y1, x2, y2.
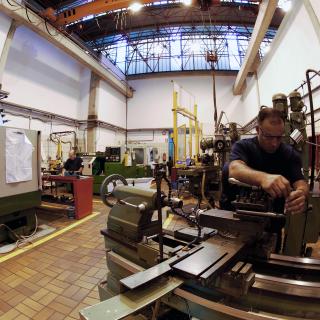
(182, 0, 192, 6)
(129, 2, 143, 12)
(278, 0, 291, 12)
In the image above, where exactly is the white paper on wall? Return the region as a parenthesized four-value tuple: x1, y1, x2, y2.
(6, 128, 33, 183)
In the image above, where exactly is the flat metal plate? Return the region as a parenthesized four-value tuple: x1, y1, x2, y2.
(79, 277, 183, 320)
(120, 262, 171, 290)
(172, 244, 228, 278)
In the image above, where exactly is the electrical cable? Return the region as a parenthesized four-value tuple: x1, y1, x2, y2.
(0, 213, 39, 254)
(25, 7, 34, 23)
(201, 171, 213, 209)
(164, 176, 201, 246)
(44, 20, 59, 37)
(6, 0, 18, 7)
(183, 297, 192, 320)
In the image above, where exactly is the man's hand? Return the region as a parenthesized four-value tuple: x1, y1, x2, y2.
(285, 189, 306, 215)
(260, 174, 291, 198)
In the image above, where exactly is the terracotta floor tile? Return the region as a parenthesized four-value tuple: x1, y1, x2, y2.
(48, 301, 73, 315)
(48, 311, 66, 320)
(14, 314, 31, 320)
(88, 289, 100, 300)
(22, 297, 44, 312)
(15, 270, 32, 280)
(50, 278, 70, 289)
(55, 270, 72, 281)
(45, 283, 64, 295)
(33, 307, 55, 320)
(7, 292, 25, 307)
(72, 288, 90, 302)
(0, 202, 110, 320)
(84, 267, 100, 277)
(36, 275, 52, 287)
(94, 269, 107, 279)
(38, 292, 58, 306)
(73, 279, 96, 290)
(21, 267, 38, 277)
(65, 272, 82, 283)
(30, 288, 50, 301)
(15, 284, 36, 297)
(0, 299, 12, 313)
(15, 303, 37, 318)
(0, 282, 12, 293)
(62, 285, 81, 298)
(1, 288, 20, 301)
(0, 308, 20, 320)
(41, 268, 59, 278)
(53, 295, 79, 309)
(20, 280, 41, 293)
(79, 275, 100, 285)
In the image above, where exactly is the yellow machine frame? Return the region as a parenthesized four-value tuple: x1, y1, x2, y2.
(172, 89, 200, 166)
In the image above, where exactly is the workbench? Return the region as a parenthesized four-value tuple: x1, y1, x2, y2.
(43, 175, 93, 219)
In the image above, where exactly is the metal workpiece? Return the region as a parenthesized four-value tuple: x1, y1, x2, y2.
(217, 261, 255, 297)
(253, 274, 320, 298)
(199, 209, 265, 239)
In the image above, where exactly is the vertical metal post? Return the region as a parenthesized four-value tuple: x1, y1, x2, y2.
(194, 104, 199, 157)
(173, 91, 178, 164)
(189, 118, 192, 160)
(155, 164, 164, 262)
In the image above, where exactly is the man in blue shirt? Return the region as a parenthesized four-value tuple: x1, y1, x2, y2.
(222, 107, 308, 215)
(63, 150, 83, 176)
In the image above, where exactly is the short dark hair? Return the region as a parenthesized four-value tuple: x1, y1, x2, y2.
(257, 107, 285, 125)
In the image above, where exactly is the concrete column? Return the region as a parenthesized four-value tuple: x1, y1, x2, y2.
(0, 20, 17, 87)
(87, 72, 99, 153)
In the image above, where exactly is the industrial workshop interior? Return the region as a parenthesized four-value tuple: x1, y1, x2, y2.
(1, 0, 320, 319)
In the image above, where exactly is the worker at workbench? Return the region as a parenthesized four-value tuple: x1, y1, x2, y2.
(63, 150, 84, 176)
(221, 108, 308, 251)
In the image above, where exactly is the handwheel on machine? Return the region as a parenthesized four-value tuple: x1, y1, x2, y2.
(100, 174, 128, 207)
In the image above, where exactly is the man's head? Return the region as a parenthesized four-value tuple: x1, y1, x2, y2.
(256, 107, 285, 154)
(69, 150, 76, 160)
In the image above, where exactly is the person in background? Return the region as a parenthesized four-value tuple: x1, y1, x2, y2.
(221, 107, 308, 252)
(63, 150, 84, 176)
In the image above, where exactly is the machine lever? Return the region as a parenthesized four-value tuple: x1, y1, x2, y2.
(228, 178, 260, 190)
(236, 209, 285, 219)
(118, 199, 146, 212)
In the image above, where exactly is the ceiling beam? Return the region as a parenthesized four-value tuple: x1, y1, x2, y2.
(233, 0, 278, 95)
(0, 0, 133, 97)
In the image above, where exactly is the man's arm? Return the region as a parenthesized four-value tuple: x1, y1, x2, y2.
(229, 160, 291, 198)
(285, 179, 309, 215)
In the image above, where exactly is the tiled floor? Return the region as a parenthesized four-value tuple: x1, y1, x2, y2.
(0, 200, 109, 320)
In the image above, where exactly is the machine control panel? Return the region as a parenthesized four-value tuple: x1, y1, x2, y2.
(105, 147, 121, 162)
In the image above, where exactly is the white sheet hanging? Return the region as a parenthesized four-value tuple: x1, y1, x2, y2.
(6, 128, 33, 183)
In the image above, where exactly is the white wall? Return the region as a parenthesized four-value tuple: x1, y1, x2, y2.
(242, 0, 320, 122)
(3, 114, 83, 164)
(95, 127, 126, 152)
(0, 13, 12, 60)
(0, 12, 127, 157)
(97, 80, 126, 128)
(2, 26, 90, 120)
(128, 74, 252, 134)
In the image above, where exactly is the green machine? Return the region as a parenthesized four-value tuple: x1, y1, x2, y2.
(80, 150, 153, 194)
(0, 126, 41, 243)
(80, 173, 320, 320)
